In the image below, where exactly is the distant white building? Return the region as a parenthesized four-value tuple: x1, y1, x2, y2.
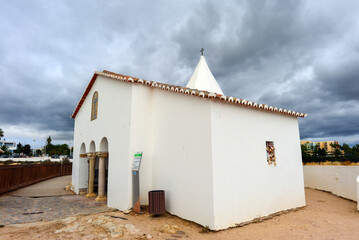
(71, 53, 307, 230)
(0, 140, 16, 154)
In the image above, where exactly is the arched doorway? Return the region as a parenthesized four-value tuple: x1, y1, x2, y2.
(79, 143, 88, 194)
(80, 143, 86, 154)
(96, 137, 109, 201)
(89, 141, 96, 153)
(99, 137, 108, 152)
(86, 141, 98, 198)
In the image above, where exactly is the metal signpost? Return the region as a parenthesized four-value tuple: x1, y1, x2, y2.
(132, 151, 143, 213)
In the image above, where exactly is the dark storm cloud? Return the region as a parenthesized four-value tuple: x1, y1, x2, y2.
(172, 0, 359, 144)
(1, 0, 359, 145)
(315, 58, 359, 101)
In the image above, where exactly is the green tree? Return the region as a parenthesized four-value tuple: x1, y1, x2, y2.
(330, 142, 341, 149)
(15, 143, 23, 154)
(329, 142, 342, 157)
(44, 136, 54, 155)
(43, 136, 70, 156)
(46, 136, 52, 145)
(334, 148, 341, 157)
(23, 144, 31, 156)
(353, 144, 359, 155)
(0, 128, 3, 140)
(342, 143, 353, 155)
(35, 149, 42, 156)
(301, 144, 310, 160)
(0, 145, 10, 155)
(318, 148, 327, 157)
(58, 144, 70, 155)
(313, 144, 320, 157)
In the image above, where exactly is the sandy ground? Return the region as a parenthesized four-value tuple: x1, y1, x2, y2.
(304, 161, 359, 166)
(1, 188, 359, 240)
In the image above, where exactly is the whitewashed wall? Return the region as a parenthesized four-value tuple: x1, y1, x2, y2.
(128, 84, 154, 205)
(151, 89, 215, 229)
(72, 76, 133, 210)
(211, 101, 306, 230)
(303, 165, 359, 201)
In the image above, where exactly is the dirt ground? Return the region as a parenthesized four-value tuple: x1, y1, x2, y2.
(304, 161, 359, 166)
(1, 188, 359, 240)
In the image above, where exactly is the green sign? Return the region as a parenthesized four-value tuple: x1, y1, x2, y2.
(132, 151, 143, 171)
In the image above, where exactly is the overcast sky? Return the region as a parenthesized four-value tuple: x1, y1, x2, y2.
(1, 0, 359, 148)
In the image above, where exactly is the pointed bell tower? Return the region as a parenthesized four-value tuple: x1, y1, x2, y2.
(186, 48, 223, 95)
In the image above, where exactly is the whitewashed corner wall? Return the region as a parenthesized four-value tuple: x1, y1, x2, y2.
(303, 165, 359, 202)
(151, 89, 215, 229)
(210, 101, 306, 230)
(72, 76, 133, 210)
(129, 84, 154, 205)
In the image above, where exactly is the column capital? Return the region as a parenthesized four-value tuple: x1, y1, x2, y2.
(96, 151, 109, 158)
(79, 153, 88, 158)
(87, 152, 96, 158)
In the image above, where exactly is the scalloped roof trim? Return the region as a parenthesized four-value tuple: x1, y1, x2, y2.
(70, 70, 307, 118)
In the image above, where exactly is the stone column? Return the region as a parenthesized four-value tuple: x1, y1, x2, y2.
(86, 153, 97, 198)
(95, 152, 108, 202)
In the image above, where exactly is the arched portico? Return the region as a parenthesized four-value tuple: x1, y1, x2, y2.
(82, 138, 109, 202)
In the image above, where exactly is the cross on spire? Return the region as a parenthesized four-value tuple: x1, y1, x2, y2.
(200, 48, 204, 56)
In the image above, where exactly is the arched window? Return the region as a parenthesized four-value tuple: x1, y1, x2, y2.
(91, 91, 98, 120)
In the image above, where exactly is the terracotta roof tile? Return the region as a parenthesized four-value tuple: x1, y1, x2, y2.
(70, 70, 307, 119)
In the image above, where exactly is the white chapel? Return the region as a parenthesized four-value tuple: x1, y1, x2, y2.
(71, 52, 307, 230)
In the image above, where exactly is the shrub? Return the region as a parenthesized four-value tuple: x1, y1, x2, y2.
(4, 159, 14, 165)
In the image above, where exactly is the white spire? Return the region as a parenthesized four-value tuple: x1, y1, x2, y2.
(186, 55, 223, 95)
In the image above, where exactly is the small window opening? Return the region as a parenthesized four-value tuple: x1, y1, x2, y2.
(91, 91, 98, 121)
(266, 141, 276, 166)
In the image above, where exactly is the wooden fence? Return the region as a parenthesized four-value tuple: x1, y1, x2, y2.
(0, 163, 72, 195)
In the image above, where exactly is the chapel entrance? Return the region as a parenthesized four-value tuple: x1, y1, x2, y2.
(95, 137, 109, 202)
(94, 156, 108, 196)
(85, 141, 97, 198)
(85, 138, 109, 202)
(79, 143, 89, 194)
